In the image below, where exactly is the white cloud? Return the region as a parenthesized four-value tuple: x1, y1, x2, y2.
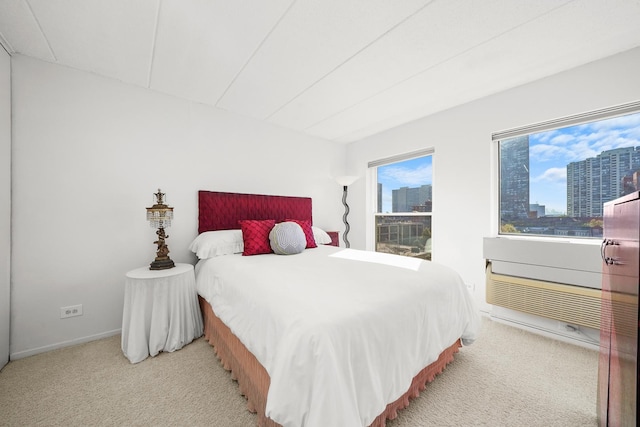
(530, 114, 640, 164)
(534, 130, 557, 144)
(529, 144, 571, 162)
(531, 167, 566, 184)
(549, 133, 574, 145)
(379, 164, 432, 186)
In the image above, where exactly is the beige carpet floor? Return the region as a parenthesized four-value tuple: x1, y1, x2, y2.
(0, 317, 598, 427)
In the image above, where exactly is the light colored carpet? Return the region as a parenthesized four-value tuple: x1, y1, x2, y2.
(0, 317, 598, 427)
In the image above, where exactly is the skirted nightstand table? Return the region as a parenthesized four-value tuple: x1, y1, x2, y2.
(121, 263, 203, 363)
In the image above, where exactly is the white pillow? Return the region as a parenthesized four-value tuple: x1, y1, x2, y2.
(189, 230, 243, 259)
(312, 226, 332, 245)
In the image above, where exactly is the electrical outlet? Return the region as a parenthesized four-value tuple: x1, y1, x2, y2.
(60, 304, 83, 319)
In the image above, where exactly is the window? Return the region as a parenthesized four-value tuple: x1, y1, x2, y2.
(369, 149, 433, 259)
(496, 101, 640, 238)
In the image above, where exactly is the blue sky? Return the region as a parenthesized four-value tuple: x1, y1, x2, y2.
(529, 112, 640, 214)
(377, 156, 432, 213)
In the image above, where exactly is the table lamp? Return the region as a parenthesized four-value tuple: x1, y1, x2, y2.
(146, 189, 175, 270)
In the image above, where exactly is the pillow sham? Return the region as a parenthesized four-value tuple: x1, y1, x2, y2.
(285, 219, 317, 248)
(312, 226, 333, 245)
(188, 229, 243, 259)
(239, 219, 276, 256)
(269, 222, 306, 255)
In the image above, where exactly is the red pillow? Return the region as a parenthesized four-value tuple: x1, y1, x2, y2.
(285, 219, 317, 248)
(239, 219, 276, 256)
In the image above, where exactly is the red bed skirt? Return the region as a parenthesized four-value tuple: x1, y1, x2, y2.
(199, 296, 461, 427)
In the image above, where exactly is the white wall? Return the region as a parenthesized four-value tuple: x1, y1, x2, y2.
(10, 55, 346, 358)
(345, 47, 640, 315)
(0, 48, 10, 367)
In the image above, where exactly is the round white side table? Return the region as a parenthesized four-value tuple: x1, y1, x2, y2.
(121, 263, 203, 363)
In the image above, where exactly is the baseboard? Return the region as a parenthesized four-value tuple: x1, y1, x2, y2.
(10, 329, 121, 360)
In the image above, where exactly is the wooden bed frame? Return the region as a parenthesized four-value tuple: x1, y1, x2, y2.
(196, 190, 461, 426)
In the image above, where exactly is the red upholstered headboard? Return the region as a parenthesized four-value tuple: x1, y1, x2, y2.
(198, 191, 313, 234)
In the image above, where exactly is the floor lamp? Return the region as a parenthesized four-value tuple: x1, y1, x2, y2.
(335, 176, 359, 248)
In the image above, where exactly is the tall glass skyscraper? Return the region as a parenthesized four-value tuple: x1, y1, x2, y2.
(500, 136, 530, 220)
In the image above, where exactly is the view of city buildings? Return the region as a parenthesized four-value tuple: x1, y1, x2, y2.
(376, 183, 433, 259)
(500, 136, 640, 237)
(391, 185, 433, 212)
(567, 146, 640, 217)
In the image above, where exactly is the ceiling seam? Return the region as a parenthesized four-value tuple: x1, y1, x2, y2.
(214, 0, 298, 109)
(146, 0, 163, 88)
(303, 0, 579, 139)
(0, 31, 14, 55)
(263, 0, 437, 122)
(24, 0, 57, 61)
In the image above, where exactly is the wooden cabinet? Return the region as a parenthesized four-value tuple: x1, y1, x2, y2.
(598, 191, 640, 426)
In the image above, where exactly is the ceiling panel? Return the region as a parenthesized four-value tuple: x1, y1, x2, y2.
(0, 0, 53, 59)
(27, 0, 160, 87)
(216, 0, 432, 120)
(267, 0, 573, 133)
(150, 0, 293, 106)
(304, 0, 640, 142)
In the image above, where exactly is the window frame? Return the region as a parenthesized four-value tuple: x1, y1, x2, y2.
(493, 100, 640, 241)
(367, 148, 435, 258)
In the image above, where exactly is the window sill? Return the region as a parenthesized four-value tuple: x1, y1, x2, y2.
(494, 234, 601, 246)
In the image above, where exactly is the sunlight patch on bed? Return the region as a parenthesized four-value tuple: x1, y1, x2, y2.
(330, 249, 422, 271)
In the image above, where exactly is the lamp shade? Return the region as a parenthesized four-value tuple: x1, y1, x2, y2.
(335, 175, 359, 187)
(146, 190, 173, 228)
(146, 206, 173, 228)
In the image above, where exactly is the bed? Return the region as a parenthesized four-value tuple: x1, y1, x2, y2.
(192, 190, 479, 427)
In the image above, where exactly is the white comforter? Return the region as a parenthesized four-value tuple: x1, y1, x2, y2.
(196, 245, 479, 427)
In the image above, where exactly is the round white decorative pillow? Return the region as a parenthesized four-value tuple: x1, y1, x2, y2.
(269, 222, 306, 255)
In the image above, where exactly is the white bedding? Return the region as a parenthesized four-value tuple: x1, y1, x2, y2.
(196, 245, 480, 427)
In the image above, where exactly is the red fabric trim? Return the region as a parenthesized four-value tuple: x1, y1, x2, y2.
(199, 296, 461, 427)
(369, 341, 461, 426)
